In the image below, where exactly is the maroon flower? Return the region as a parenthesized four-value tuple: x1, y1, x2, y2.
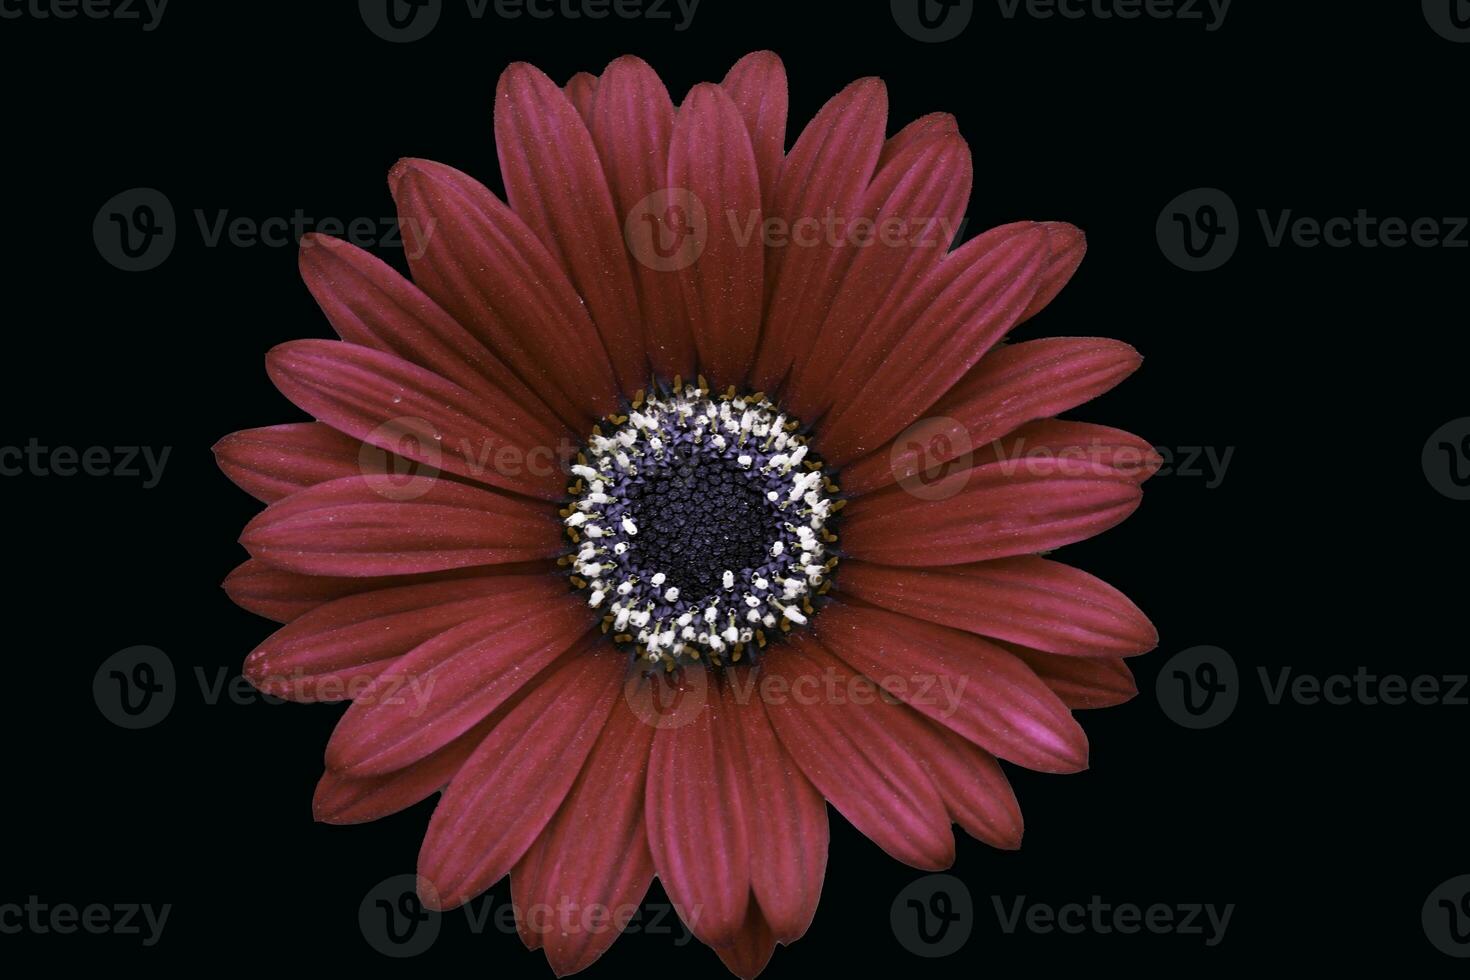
(217, 51, 1157, 977)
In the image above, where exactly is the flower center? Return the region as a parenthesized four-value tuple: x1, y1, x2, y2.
(561, 379, 840, 668)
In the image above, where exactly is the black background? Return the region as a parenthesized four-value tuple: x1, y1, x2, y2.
(2, 0, 1465, 972)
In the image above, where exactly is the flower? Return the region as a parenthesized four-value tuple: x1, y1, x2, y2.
(216, 50, 1158, 977)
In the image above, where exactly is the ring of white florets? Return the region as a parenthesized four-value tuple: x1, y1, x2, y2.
(560, 380, 840, 669)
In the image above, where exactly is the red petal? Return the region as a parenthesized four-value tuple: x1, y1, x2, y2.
(761, 634, 954, 870)
(313, 746, 469, 826)
(299, 232, 561, 425)
(646, 672, 753, 946)
(721, 51, 788, 216)
(841, 336, 1143, 495)
(564, 71, 597, 123)
(242, 575, 552, 701)
(313, 699, 517, 825)
(876, 112, 958, 171)
(221, 559, 552, 623)
(722, 679, 827, 944)
(966, 419, 1161, 483)
(214, 423, 360, 503)
(389, 158, 620, 429)
(325, 592, 596, 776)
(1020, 221, 1087, 323)
(750, 78, 888, 392)
(667, 83, 764, 387)
(813, 601, 1088, 773)
(587, 56, 692, 381)
(785, 132, 972, 422)
(841, 456, 1142, 566)
(1005, 644, 1139, 709)
(818, 222, 1051, 465)
(266, 339, 569, 501)
(417, 649, 624, 908)
(838, 557, 1158, 656)
(240, 475, 562, 577)
(496, 62, 646, 395)
(511, 696, 657, 975)
(714, 898, 778, 980)
(907, 713, 1023, 849)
